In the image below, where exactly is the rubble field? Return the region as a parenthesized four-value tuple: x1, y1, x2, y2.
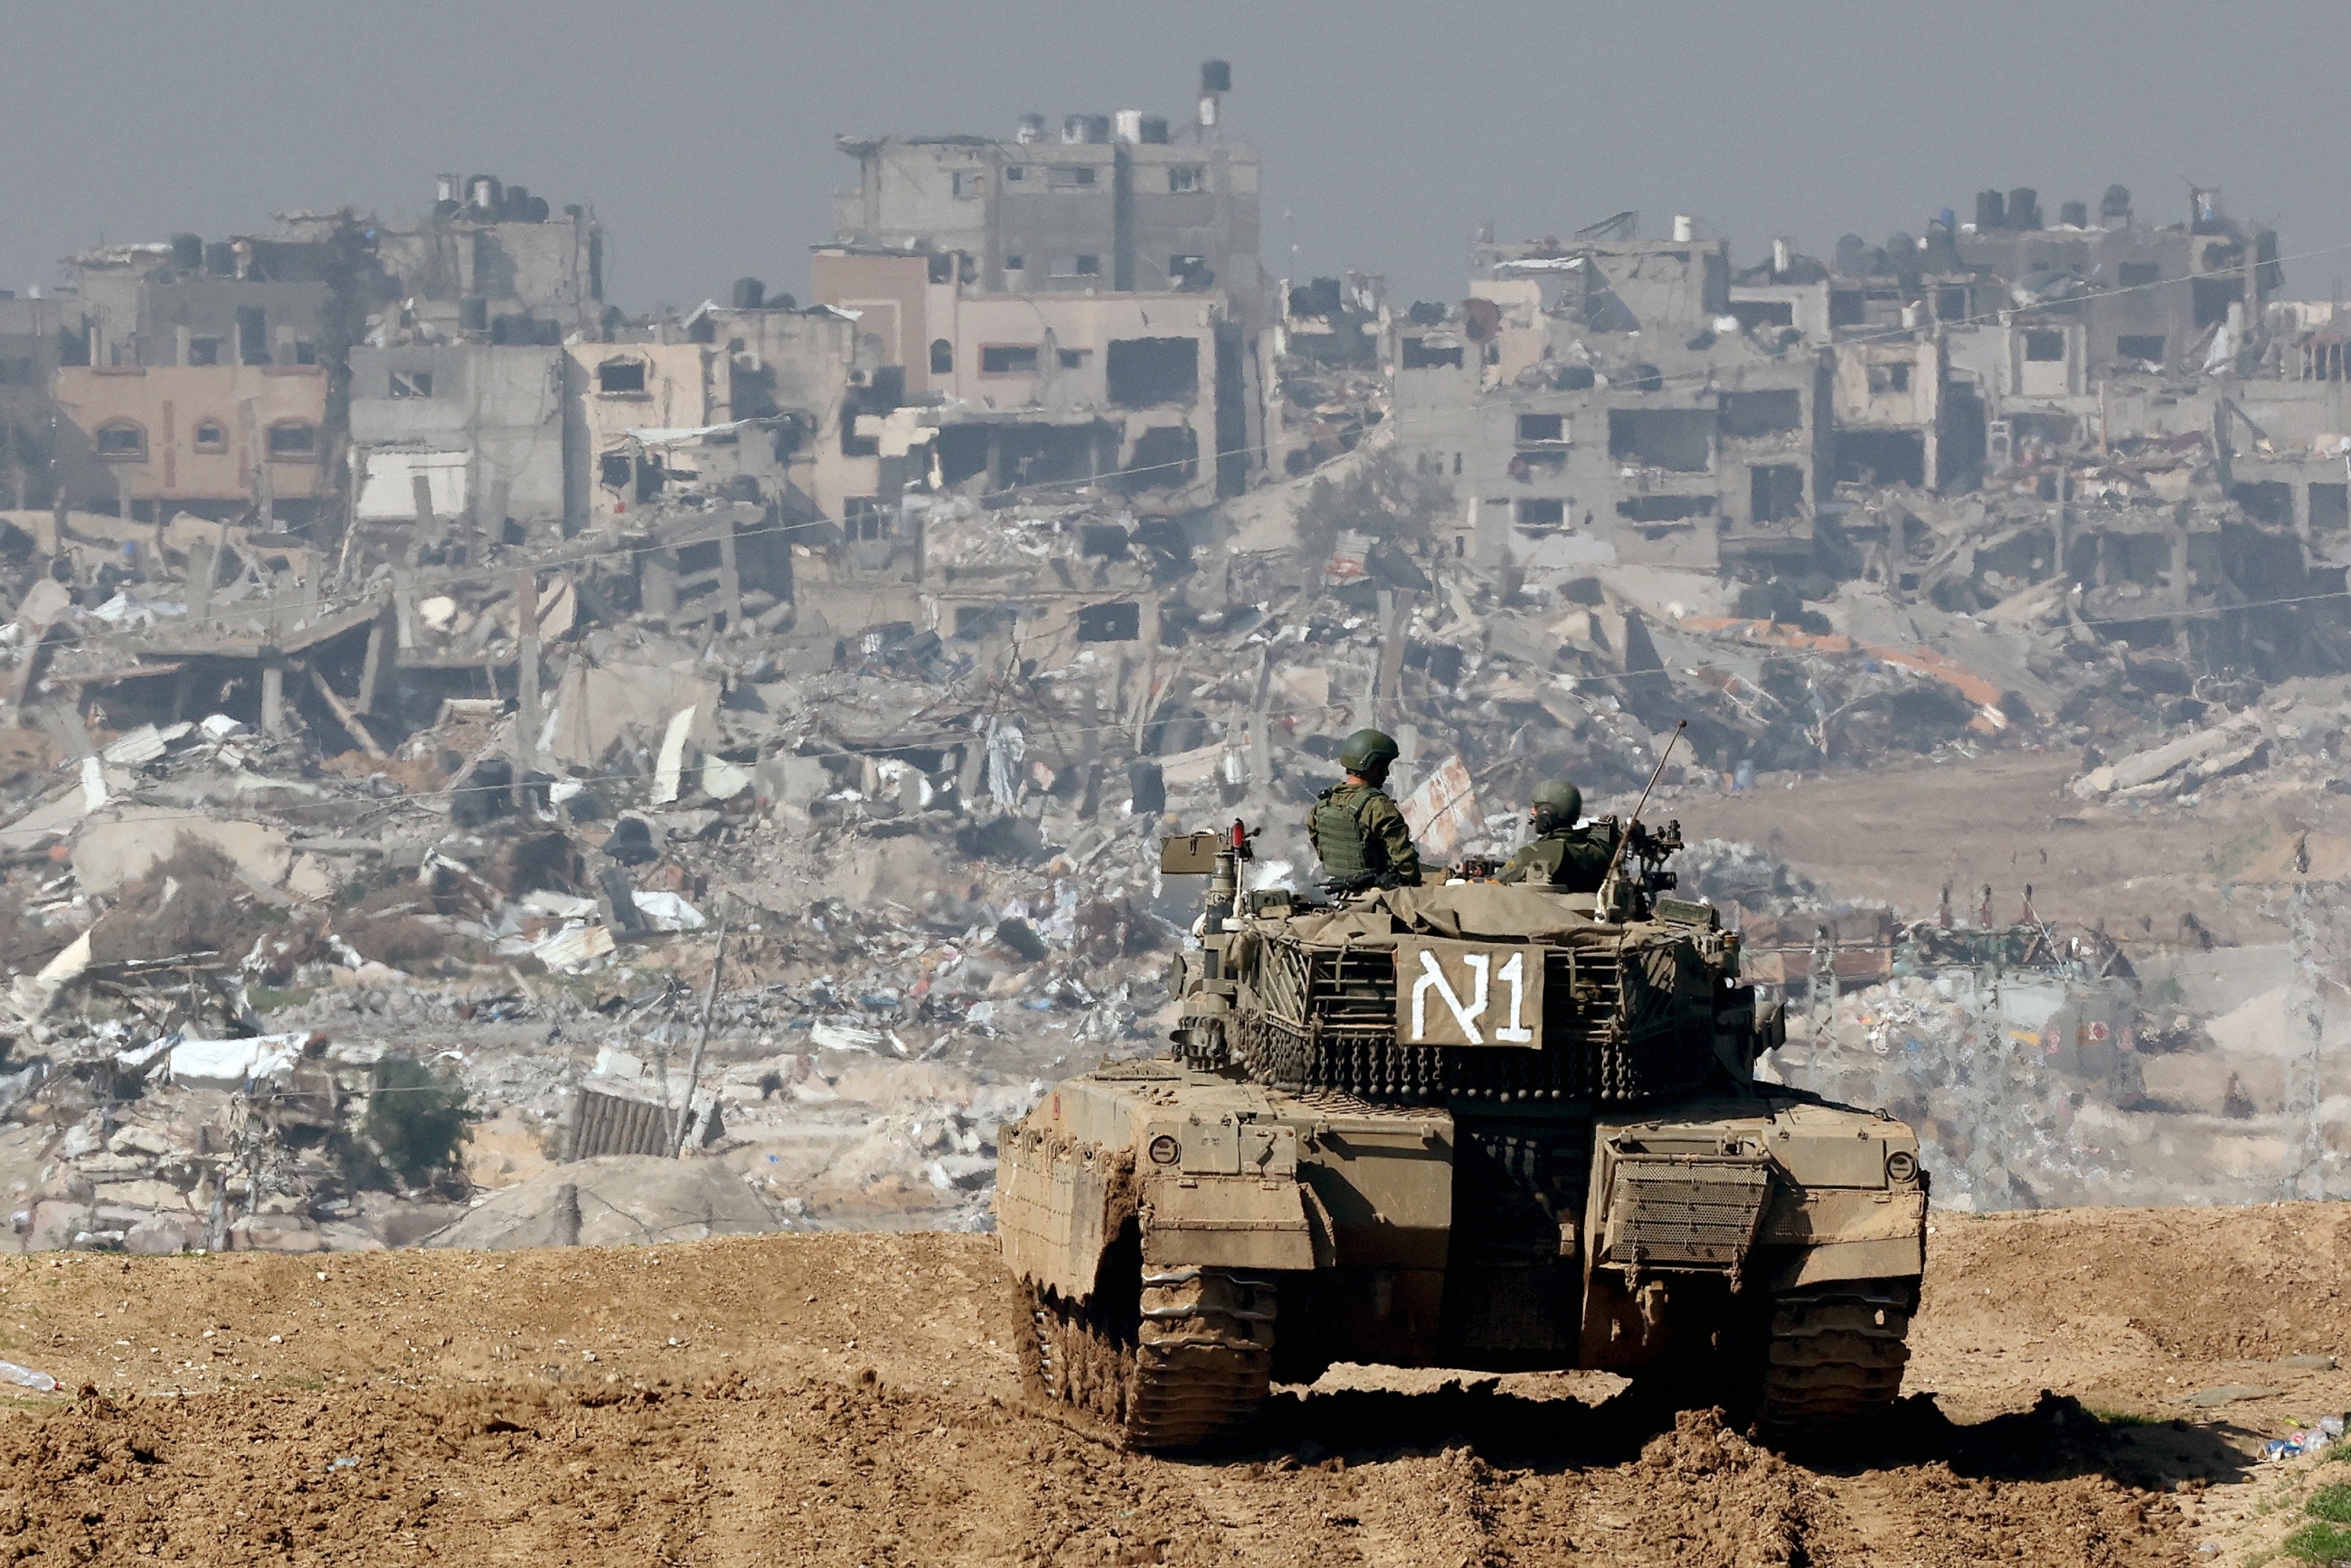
(0, 1208, 2344, 1563)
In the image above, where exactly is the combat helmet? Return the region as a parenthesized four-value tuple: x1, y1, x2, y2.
(1338, 728, 1402, 775)
(1531, 779, 1583, 825)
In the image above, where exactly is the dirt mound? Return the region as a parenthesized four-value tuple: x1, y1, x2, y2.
(422, 1156, 780, 1249)
(0, 1205, 2319, 1564)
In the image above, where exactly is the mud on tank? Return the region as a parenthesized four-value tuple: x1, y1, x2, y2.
(996, 820, 1927, 1451)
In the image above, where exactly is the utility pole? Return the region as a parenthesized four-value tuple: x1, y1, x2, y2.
(673, 918, 729, 1155)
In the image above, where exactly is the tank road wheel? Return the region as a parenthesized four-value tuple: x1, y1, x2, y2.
(1128, 1268, 1276, 1451)
(1753, 1280, 1913, 1448)
(1021, 1269, 1277, 1450)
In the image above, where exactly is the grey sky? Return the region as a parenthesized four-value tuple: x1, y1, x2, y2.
(9, 1, 2351, 308)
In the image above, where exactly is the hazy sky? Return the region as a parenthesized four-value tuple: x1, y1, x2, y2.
(9, 1, 2351, 309)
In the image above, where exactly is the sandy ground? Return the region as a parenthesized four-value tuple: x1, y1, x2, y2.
(0, 1206, 2345, 1563)
(1678, 748, 2346, 946)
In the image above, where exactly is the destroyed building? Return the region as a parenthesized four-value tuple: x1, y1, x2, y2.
(2, 87, 2351, 1261)
(1388, 222, 1833, 575)
(830, 61, 1266, 323)
(354, 173, 606, 343)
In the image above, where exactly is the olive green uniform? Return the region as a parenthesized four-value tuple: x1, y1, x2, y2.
(1499, 822, 1619, 892)
(1308, 781, 1422, 888)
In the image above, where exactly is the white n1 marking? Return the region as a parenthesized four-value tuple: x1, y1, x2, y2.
(1493, 950, 1534, 1044)
(1412, 948, 1487, 1044)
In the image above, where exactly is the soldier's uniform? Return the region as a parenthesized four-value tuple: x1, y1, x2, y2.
(1499, 778, 1618, 893)
(1308, 780, 1422, 888)
(1308, 728, 1422, 890)
(1498, 820, 1619, 892)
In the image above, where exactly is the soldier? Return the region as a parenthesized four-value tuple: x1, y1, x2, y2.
(1308, 728, 1422, 891)
(1498, 779, 1619, 892)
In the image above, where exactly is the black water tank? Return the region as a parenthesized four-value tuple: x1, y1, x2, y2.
(204, 241, 237, 276)
(2060, 200, 2089, 229)
(1201, 59, 1231, 93)
(171, 234, 203, 272)
(1974, 190, 2005, 231)
(525, 196, 550, 222)
(2006, 186, 2041, 231)
(732, 277, 766, 310)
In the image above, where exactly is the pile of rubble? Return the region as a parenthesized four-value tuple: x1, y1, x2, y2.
(0, 392, 2347, 1251)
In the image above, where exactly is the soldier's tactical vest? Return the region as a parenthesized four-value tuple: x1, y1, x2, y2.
(1310, 785, 1380, 877)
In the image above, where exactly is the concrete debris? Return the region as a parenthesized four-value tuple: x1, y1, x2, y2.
(0, 79, 2346, 1251)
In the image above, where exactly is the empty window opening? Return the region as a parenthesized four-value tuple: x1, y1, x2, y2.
(185, 337, 222, 367)
(2023, 330, 2066, 363)
(391, 368, 433, 399)
(1867, 361, 1913, 393)
(266, 420, 316, 458)
(1934, 285, 1969, 321)
(293, 341, 318, 366)
(1120, 425, 1199, 491)
(1607, 409, 1713, 471)
(1730, 300, 1794, 331)
(1003, 166, 1025, 184)
(94, 420, 146, 460)
(2192, 277, 2241, 330)
(1615, 495, 1714, 522)
(1169, 254, 1210, 287)
(926, 253, 956, 285)
(1106, 337, 1199, 407)
(955, 604, 1017, 639)
(598, 357, 647, 393)
(1046, 165, 1097, 191)
(1751, 464, 1804, 523)
(1058, 347, 1091, 369)
(1167, 165, 1204, 194)
(1048, 255, 1101, 279)
(951, 171, 983, 199)
(236, 305, 268, 366)
(2311, 482, 2350, 534)
(2116, 335, 2165, 363)
(1516, 412, 1566, 445)
(1076, 601, 1141, 642)
(1400, 337, 1464, 370)
(1514, 497, 1565, 530)
(2230, 480, 2295, 526)
(192, 419, 226, 453)
(1004, 254, 1025, 273)
(1828, 289, 1865, 327)
(844, 497, 888, 542)
(979, 344, 1041, 375)
(930, 338, 954, 374)
(1834, 430, 1926, 487)
(2118, 261, 2161, 288)
(1721, 390, 1802, 436)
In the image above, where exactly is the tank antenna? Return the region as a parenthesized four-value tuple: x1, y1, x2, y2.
(1598, 719, 1685, 916)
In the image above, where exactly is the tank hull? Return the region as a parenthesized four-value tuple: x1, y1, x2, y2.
(997, 1062, 1924, 1443)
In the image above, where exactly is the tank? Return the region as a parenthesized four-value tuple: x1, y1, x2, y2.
(996, 817, 1927, 1451)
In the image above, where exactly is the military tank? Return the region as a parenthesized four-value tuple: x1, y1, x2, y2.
(996, 808, 1927, 1452)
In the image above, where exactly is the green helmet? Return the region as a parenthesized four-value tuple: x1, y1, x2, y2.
(1531, 779, 1582, 821)
(1338, 728, 1401, 773)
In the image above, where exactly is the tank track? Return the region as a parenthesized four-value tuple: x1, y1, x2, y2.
(1024, 1268, 1275, 1451)
(1753, 1280, 1912, 1445)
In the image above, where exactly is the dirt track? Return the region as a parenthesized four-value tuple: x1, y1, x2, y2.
(0, 1207, 2345, 1564)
